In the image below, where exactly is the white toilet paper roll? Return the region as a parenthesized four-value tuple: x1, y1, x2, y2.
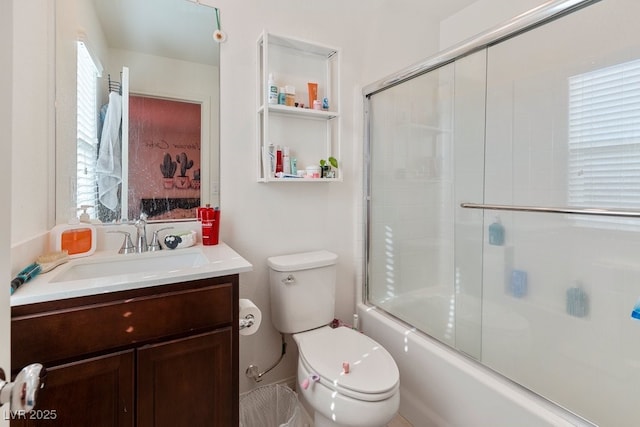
(239, 298, 262, 336)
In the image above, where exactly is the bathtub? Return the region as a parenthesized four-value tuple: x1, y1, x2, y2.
(357, 302, 595, 427)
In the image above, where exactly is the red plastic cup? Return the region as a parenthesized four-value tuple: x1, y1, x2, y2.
(200, 206, 220, 246)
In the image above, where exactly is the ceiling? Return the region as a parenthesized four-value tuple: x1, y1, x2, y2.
(93, 0, 220, 66)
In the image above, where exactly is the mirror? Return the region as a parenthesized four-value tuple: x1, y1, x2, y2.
(55, 0, 220, 224)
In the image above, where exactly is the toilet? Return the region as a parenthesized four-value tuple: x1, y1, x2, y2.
(268, 250, 400, 427)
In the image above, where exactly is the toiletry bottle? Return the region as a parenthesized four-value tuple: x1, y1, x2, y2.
(275, 145, 283, 174)
(267, 143, 275, 176)
(212, 207, 221, 245)
(285, 86, 296, 107)
(268, 73, 278, 104)
(632, 297, 640, 319)
(278, 87, 286, 105)
(488, 216, 505, 246)
(291, 158, 297, 175)
(308, 82, 318, 108)
(283, 146, 291, 174)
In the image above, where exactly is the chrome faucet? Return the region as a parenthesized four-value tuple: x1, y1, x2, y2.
(134, 213, 148, 253)
(148, 226, 173, 252)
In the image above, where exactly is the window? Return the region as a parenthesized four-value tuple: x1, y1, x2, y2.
(568, 58, 640, 227)
(76, 40, 101, 218)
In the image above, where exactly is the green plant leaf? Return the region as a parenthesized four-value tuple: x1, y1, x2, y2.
(328, 156, 338, 169)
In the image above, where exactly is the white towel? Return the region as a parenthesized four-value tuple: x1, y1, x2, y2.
(96, 91, 122, 211)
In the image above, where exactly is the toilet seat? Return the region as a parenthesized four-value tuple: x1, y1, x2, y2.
(296, 327, 399, 402)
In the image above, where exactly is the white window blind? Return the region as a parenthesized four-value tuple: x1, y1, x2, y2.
(76, 41, 100, 218)
(568, 58, 640, 227)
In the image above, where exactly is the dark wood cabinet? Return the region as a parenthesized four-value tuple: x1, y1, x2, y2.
(10, 276, 239, 427)
(10, 350, 135, 427)
(137, 330, 233, 427)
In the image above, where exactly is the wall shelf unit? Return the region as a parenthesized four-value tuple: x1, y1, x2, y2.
(256, 31, 341, 182)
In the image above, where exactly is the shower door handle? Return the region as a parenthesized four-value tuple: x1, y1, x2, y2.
(460, 202, 640, 218)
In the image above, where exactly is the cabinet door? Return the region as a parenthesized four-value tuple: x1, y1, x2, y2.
(11, 350, 135, 427)
(137, 329, 234, 427)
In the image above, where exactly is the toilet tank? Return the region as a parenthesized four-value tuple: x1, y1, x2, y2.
(268, 250, 338, 334)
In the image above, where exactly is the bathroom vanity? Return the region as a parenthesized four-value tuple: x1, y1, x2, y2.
(9, 244, 251, 427)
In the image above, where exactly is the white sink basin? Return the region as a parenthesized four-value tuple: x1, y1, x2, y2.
(11, 243, 253, 307)
(51, 249, 210, 283)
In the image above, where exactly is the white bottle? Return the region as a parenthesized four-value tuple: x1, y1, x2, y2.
(268, 73, 278, 104)
(283, 146, 291, 174)
(267, 143, 275, 176)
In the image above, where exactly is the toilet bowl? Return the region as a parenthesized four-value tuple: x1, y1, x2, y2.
(295, 326, 399, 427)
(268, 251, 400, 427)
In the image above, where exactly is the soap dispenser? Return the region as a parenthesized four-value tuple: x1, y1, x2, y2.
(49, 207, 97, 258)
(78, 205, 91, 223)
(488, 216, 505, 246)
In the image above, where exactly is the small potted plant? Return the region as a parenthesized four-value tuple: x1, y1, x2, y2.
(191, 169, 201, 189)
(175, 152, 194, 189)
(320, 156, 338, 178)
(160, 153, 177, 189)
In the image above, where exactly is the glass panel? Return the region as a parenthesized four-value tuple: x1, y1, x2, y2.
(367, 63, 457, 347)
(484, 1, 640, 425)
(452, 51, 487, 359)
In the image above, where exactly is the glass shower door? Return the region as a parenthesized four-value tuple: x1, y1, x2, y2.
(367, 63, 457, 346)
(366, 52, 486, 357)
(481, 1, 640, 424)
(366, 1, 640, 425)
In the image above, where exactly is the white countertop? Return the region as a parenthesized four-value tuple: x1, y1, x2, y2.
(10, 242, 252, 307)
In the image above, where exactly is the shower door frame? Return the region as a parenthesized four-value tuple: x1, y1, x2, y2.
(362, 0, 599, 307)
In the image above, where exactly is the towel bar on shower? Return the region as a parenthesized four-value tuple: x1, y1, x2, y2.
(460, 202, 640, 218)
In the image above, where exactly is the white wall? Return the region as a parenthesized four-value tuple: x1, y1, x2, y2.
(55, 0, 108, 223)
(206, 0, 452, 393)
(1, 1, 12, 425)
(11, 2, 52, 245)
(440, 0, 547, 50)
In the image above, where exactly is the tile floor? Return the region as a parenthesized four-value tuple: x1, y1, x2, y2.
(388, 414, 413, 427)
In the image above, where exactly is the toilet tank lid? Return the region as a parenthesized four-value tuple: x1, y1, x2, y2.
(268, 250, 338, 272)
